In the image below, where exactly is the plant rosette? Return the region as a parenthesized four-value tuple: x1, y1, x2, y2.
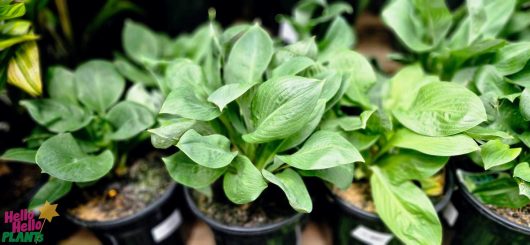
(143, 5, 368, 242)
(0, 51, 183, 243)
(383, 0, 530, 238)
(323, 64, 487, 245)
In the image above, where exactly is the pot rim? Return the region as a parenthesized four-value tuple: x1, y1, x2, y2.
(332, 168, 455, 222)
(183, 187, 304, 236)
(456, 168, 530, 235)
(65, 182, 177, 230)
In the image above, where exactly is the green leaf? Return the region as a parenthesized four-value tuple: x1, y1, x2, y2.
(471, 174, 530, 208)
(75, 60, 125, 114)
(207, 82, 257, 111)
(277, 99, 325, 152)
(391, 129, 479, 156)
(340, 131, 380, 151)
(47, 66, 77, 104)
(125, 83, 162, 113)
(224, 24, 273, 84)
(318, 16, 355, 61)
(163, 151, 226, 189)
(493, 42, 530, 75)
(123, 20, 159, 63)
(105, 101, 155, 140)
(0, 2, 25, 21)
(165, 59, 210, 94)
(36, 134, 114, 182)
(223, 155, 267, 204)
(382, 0, 452, 52)
(278, 131, 363, 170)
(474, 65, 519, 99)
(148, 118, 213, 149)
(271, 56, 314, 78)
(0, 148, 36, 164)
(480, 139, 521, 170)
(243, 76, 322, 143)
(28, 178, 71, 210)
(384, 64, 430, 110)
(379, 150, 448, 183)
(328, 50, 375, 107)
(370, 166, 442, 245)
(298, 163, 354, 189)
(7, 41, 42, 97)
(520, 88, 530, 121)
(262, 169, 312, 213)
(465, 126, 514, 140)
(114, 58, 157, 87)
(177, 129, 237, 168)
(321, 109, 375, 132)
(20, 99, 93, 133)
(514, 162, 530, 182)
(393, 82, 486, 136)
(159, 88, 220, 121)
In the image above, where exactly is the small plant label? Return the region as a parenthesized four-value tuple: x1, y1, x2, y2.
(351, 225, 393, 245)
(442, 202, 459, 227)
(151, 209, 182, 242)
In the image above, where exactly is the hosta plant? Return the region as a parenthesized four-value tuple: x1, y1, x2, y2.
(384, 0, 530, 211)
(147, 13, 368, 213)
(0, 60, 158, 210)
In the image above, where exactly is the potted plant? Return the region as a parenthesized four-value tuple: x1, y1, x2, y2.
(145, 6, 372, 242)
(383, 0, 530, 242)
(2, 41, 183, 244)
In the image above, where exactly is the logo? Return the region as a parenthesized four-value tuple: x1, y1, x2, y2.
(2, 201, 59, 243)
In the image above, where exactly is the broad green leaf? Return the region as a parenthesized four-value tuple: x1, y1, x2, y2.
(243, 76, 322, 143)
(223, 155, 267, 204)
(319, 71, 342, 103)
(382, 0, 451, 52)
(165, 59, 209, 94)
(207, 82, 257, 111)
(148, 118, 213, 149)
(517, 179, 530, 200)
(466, 0, 487, 44)
(473, 175, 529, 208)
(384, 64, 429, 110)
(310, 2, 353, 25)
(47, 66, 77, 104)
(0, 2, 25, 21)
(321, 109, 374, 131)
(465, 126, 514, 140)
(224, 24, 273, 84)
(393, 82, 486, 136)
(0, 148, 36, 164)
(159, 88, 220, 121)
(328, 50, 375, 107)
(379, 150, 448, 183)
(114, 58, 157, 86)
(28, 178, 71, 210)
(370, 166, 442, 245)
(125, 83, 162, 113)
(36, 134, 114, 182)
(271, 56, 314, 78)
(474, 65, 519, 99)
(493, 42, 530, 75)
(277, 100, 325, 152)
(7, 41, 42, 97)
(340, 131, 380, 151)
(298, 163, 354, 189)
(105, 101, 155, 140)
(262, 169, 312, 213)
(278, 131, 363, 170)
(123, 20, 159, 63)
(20, 99, 93, 133)
(508, 63, 530, 87)
(520, 88, 530, 120)
(177, 129, 237, 168)
(318, 16, 355, 61)
(163, 151, 226, 189)
(391, 129, 479, 156)
(514, 162, 530, 182)
(480, 139, 521, 170)
(75, 60, 125, 114)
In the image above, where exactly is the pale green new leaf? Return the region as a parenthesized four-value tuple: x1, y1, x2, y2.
(481, 139, 521, 170)
(298, 163, 354, 189)
(148, 118, 213, 149)
(207, 82, 257, 111)
(163, 151, 226, 189)
(278, 131, 363, 170)
(391, 129, 479, 156)
(271, 56, 314, 78)
(36, 134, 114, 182)
(223, 155, 267, 204)
(493, 42, 530, 75)
(514, 162, 530, 182)
(159, 88, 220, 121)
(177, 129, 237, 168)
(318, 16, 355, 61)
(262, 169, 312, 213)
(123, 20, 159, 63)
(105, 101, 155, 140)
(379, 150, 448, 183)
(47, 67, 77, 104)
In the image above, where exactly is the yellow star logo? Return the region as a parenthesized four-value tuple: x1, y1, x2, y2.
(38, 201, 59, 223)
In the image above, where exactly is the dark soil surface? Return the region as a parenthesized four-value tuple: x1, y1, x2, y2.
(0, 161, 41, 212)
(488, 205, 530, 228)
(69, 153, 172, 221)
(192, 186, 296, 227)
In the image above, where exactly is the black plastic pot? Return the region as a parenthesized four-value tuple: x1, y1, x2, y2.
(65, 183, 183, 245)
(330, 170, 455, 245)
(451, 170, 530, 245)
(184, 187, 305, 245)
